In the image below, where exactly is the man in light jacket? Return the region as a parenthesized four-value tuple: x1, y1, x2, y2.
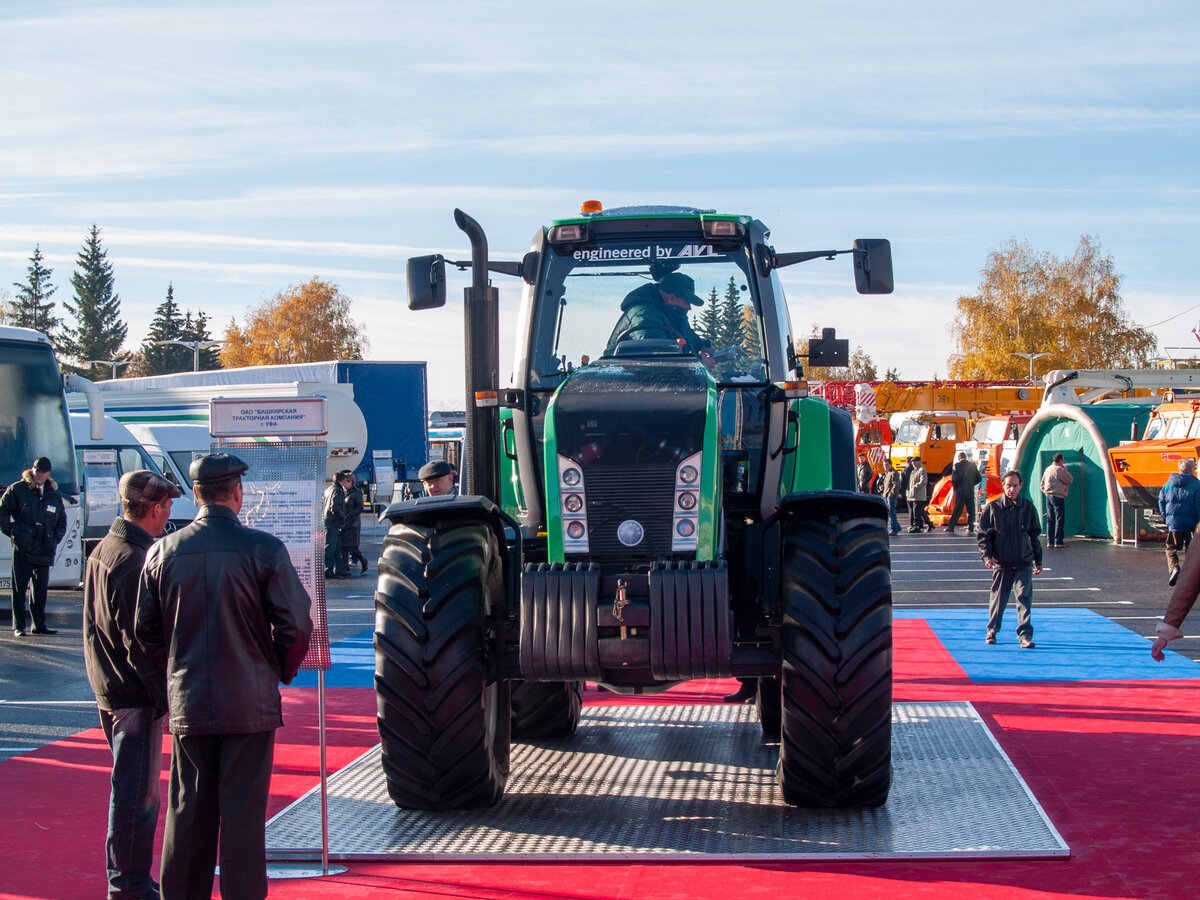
(1040, 453, 1073, 548)
(906, 457, 930, 533)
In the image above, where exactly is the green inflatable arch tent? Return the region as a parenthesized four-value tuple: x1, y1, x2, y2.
(1010, 402, 1152, 542)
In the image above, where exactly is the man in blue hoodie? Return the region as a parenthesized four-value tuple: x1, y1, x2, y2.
(1157, 458, 1200, 586)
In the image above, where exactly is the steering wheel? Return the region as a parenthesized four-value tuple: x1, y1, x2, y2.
(610, 325, 689, 348)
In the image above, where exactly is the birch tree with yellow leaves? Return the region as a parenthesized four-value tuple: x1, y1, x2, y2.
(947, 236, 1156, 380)
(221, 277, 368, 367)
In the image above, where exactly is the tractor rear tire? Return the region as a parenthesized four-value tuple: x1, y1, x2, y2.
(757, 676, 781, 740)
(511, 681, 583, 740)
(374, 518, 510, 809)
(777, 511, 892, 807)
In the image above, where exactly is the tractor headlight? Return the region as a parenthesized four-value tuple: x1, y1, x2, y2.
(558, 454, 589, 553)
(672, 452, 703, 552)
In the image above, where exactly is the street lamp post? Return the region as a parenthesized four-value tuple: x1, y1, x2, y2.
(1013, 352, 1051, 381)
(154, 339, 226, 372)
(83, 359, 133, 380)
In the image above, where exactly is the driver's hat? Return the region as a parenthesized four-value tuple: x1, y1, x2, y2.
(658, 272, 704, 306)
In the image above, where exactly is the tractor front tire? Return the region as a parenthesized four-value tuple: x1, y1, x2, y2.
(777, 511, 892, 807)
(374, 518, 510, 809)
(511, 680, 583, 741)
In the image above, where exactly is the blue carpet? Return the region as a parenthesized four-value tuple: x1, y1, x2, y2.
(295, 611, 1200, 688)
(899, 608, 1200, 682)
(293, 630, 375, 688)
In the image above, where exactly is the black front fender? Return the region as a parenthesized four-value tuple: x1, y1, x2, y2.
(773, 489, 888, 526)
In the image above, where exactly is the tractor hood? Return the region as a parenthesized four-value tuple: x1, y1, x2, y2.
(545, 357, 719, 564)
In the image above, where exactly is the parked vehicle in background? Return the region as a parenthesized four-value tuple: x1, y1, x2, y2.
(1, 325, 99, 588)
(70, 415, 200, 551)
(1108, 396, 1200, 510)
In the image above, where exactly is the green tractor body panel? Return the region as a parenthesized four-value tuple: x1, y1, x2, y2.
(782, 397, 835, 494)
(498, 407, 525, 519)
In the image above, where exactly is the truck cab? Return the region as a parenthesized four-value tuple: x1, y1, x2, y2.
(889, 413, 969, 478)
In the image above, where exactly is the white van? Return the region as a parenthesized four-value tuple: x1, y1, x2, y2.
(122, 422, 212, 496)
(69, 414, 200, 548)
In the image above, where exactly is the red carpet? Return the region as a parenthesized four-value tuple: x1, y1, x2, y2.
(3, 619, 1199, 899)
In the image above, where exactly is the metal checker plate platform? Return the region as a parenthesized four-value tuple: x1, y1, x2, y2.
(267, 701, 1068, 861)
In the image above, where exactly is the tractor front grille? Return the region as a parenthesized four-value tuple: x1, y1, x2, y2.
(578, 464, 676, 561)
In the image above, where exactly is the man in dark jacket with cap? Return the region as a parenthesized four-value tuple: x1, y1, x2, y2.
(418, 459, 457, 497)
(84, 469, 181, 900)
(604, 272, 714, 358)
(0, 456, 67, 636)
(135, 452, 312, 900)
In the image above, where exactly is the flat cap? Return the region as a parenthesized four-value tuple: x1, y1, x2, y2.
(120, 469, 183, 504)
(418, 459, 453, 481)
(189, 452, 249, 485)
(33, 456, 52, 473)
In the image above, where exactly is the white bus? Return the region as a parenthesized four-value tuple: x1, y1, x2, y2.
(0, 326, 101, 589)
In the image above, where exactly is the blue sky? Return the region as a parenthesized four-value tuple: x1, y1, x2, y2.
(2, 1, 1197, 408)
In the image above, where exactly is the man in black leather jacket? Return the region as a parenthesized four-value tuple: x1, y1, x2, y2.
(977, 470, 1043, 648)
(0, 456, 67, 636)
(135, 452, 312, 900)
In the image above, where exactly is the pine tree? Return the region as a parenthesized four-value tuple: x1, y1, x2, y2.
(718, 277, 751, 363)
(693, 287, 722, 344)
(10, 245, 61, 340)
(181, 309, 222, 371)
(61, 225, 127, 377)
(141, 284, 190, 375)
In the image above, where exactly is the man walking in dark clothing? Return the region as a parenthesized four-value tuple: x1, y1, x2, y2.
(323, 474, 347, 577)
(339, 471, 368, 574)
(977, 470, 1043, 648)
(84, 469, 181, 900)
(946, 451, 982, 533)
(135, 452, 312, 900)
(0, 456, 67, 636)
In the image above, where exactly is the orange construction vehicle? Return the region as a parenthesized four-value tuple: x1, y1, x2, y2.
(881, 383, 1038, 479)
(926, 412, 1034, 526)
(1108, 396, 1200, 510)
(812, 381, 1039, 493)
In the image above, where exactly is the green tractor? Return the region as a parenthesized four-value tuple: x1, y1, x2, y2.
(377, 203, 895, 810)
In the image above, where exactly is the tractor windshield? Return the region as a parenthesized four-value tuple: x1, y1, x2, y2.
(529, 238, 767, 390)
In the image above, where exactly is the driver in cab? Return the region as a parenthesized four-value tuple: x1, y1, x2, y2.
(604, 271, 713, 361)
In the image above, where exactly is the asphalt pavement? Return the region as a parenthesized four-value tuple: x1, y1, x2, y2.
(0, 516, 1189, 763)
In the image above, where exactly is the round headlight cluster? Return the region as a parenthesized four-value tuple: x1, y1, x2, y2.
(564, 492, 584, 513)
(675, 519, 695, 538)
(678, 465, 699, 485)
(562, 467, 582, 486)
(566, 520, 586, 540)
(677, 491, 697, 511)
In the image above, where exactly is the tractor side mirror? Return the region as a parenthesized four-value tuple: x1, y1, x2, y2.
(407, 254, 447, 310)
(852, 239, 894, 295)
(807, 327, 849, 367)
